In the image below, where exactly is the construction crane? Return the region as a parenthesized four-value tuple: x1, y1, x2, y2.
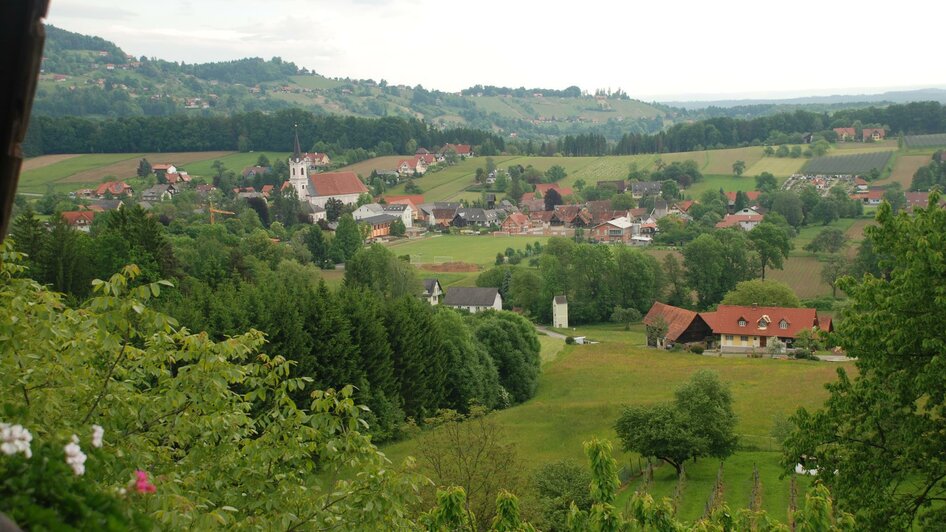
(209, 202, 235, 224)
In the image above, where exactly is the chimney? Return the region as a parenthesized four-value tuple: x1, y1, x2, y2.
(752, 303, 758, 309)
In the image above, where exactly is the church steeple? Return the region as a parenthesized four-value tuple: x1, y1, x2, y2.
(292, 125, 302, 161)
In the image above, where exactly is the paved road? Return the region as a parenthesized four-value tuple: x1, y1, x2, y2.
(534, 325, 567, 340)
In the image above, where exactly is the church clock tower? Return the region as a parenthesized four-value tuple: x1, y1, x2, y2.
(288, 127, 309, 201)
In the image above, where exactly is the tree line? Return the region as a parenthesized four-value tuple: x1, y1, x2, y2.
(22, 109, 507, 157)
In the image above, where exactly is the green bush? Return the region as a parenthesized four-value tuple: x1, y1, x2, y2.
(565, 336, 575, 345)
(690, 345, 705, 355)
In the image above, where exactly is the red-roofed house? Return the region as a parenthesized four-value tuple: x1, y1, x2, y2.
(302, 152, 331, 168)
(833, 127, 856, 141)
(165, 171, 192, 185)
(501, 212, 530, 234)
(715, 209, 764, 230)
(643, 302, 714, 348)
(61, 211, 95, 232)
(396, 157, 427, 176)
(388, 198, 423, 222)
(862, 128, 886, 142)
(534, 183, 574, 198)
(854, 177, 869, 191)
(95, 181, 133, 198)
(591, 216, 635, 243)
(700, 304, 831, 351)
(724, 191, 761, 209)
(850, 188, 884, 205)
(439, 143, 473, 158)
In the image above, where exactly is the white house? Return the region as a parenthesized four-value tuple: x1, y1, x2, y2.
(553, 295, 568, 328)
(422, 279, 443, 306)
(382, 203, 413, 228)
(352, 203, 385, 221)
(443, 287, 502, 313)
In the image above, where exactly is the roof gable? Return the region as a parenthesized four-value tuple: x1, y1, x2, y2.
(443, 287, 500, 307)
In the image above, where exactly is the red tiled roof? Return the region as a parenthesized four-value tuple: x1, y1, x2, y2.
(441, 143, 472, 155)
(643, 302, 701, 343)
(834, 127, 856, 137)
(850, 190, 884, 201)
(862, 128, 885, 139)
(95, 181, 131, 196)
(700, 305, 823, 338)
(384, 195, 425, 204)
(309, 171, 369, 197)
(854, 177, 868, 186)
(715, 214, 764, 228)
(502, 212, 530, 229)
(529, 211, 554, 222)
(675, 200, 695, 212)
(61, 211, 95, 226)
(535, 183, 574, 197)
(724, 191, 761, 203)
(151, 164, 173, 170)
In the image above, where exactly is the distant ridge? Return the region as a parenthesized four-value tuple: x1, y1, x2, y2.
(662, 88, 946, 110)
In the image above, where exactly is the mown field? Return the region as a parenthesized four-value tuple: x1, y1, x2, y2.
(904, 133, 946, 149)
(383, 323, 849, 523)
(18, 151, 235, 193)
(882, 154, 931, 188)
(180, 151, 290, 178)
(743, 157, 806, 178)
(385, 234, 549, 266)
(685, 174, 773, 198)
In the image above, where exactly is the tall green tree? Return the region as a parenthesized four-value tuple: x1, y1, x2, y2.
(721, 279, 801, 307)
(344, 243, 420, 299)
(469, 311, 541, 405)
(331, 214, 363, 263)
(749, 222, 792, 280)
(786, 196, 946, 528)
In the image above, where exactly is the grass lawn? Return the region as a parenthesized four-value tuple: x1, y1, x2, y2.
(384, 234, 550, 266)
(793, 219, 858, 252)
(744, 157, 806, 178)
(382, 322, 849, 524)
(181, 151, 290, 179)
(685, 174, 777, 198)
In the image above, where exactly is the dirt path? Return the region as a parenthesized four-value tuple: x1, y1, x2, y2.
(534, 325, 567, 340)
(22, 154, 80, 171)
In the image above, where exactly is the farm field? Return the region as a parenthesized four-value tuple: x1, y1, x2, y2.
(743, 157, 806, 177)
(180, 151, 290, 178)
(336, 155, 410, 178)
(833, 140, 897, 150)
(383, 323, 849, 523)
(661, 146, 763, 175)
(792, 218, 858, 252)
(384, 234, 549, 266)
(767, 255, 831, 299)
(882, 154, 931, 188)
(21, 154, 81, 171)
(802, 150, 895, 175)
(904, 133, 946, 149)
(18, 151, 234, 194)
(685, 174, 771, 198)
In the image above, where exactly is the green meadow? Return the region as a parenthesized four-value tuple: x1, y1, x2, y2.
(383, 323, 848, 523)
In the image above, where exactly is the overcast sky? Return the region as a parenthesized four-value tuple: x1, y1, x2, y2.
(48, 0, 945, 101)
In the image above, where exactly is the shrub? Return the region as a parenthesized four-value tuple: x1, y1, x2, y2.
(690, 345, 705, 355)
(565, 336, 575, 345)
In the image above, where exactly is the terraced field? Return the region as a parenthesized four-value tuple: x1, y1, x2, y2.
(744, 157, 806, 177)
(904, 134, 946, 149)
(882, 154, 931, 188)
(803, 151, 895, 175)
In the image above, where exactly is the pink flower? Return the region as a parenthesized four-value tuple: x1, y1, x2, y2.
(135, 470, 156, 493)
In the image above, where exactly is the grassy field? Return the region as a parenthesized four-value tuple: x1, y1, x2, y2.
(180, 151, 289, 178)
(685, 174, 772, 198)
(383, 323, 849, 523)
(384, 234, 550, 266)
(803, 151, 895, 175)
(18, 151, 235, 194)
(767, 255, 832, 299)
(743, 157, 806, 178)
(792, 218, 858, 252)
(882, 154, 930, 188)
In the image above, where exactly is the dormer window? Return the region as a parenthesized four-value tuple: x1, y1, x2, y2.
(779, 319, 789, 330)
(738, 319, 746, 327)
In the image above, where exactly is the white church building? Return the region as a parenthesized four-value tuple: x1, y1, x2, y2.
(285, 130, 369, 208)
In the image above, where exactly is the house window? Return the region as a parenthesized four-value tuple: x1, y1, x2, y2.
(726, 335, 734, 342)
(738, 319, 746, 327)
(779, 320, 788, 330)
(740, 335, 749, 342)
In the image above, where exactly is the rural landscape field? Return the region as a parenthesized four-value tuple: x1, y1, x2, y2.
(8, 9, 946, 530)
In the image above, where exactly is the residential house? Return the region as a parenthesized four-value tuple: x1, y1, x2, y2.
(552, 295, 568, 328)
(534, 183, 574, 198)
(382, 203, 413, 228)
(651, 200, 670, 220)
(630, 181, 663, 199)
(552, 205, 591, 227)
(520, 198, 546, 213)
(422, 279, 443, 306)
(195, 184, 217, 197)
(528, 210, 555, 228)
(724, 191, 761, 211)
(430, 202, 461, 227)
(260, 184, 274, 198)
(302, 152, 331, 168)
(501, 212, 531, 234)
(438, 143, 474, 158)
(165, 171, 191, 185)
(443, 287, 502, 313)
(833, 127, 856, 141)
(75, 188, 95, 199)
(357, 214, 398, 240)
(141, 184, 176, 203)
(452, 208, 499, 228)
(95, 181, 133, 198)
(352, 203, 385, 221)
(395, 157, 427, 176)
(61, 210, 95, 232)
(643, 301, 714, 348)
(242, 166, 271, 178)
(86, 199, 124, 212)
(862, 128, 886, 142)
(386, 196, 424, 222)
(700, 304, 831, 351)
(151, 164, 177, 179)
(715, 208, 764, 230)
(850, 188, 884, 205)
(591, 216, 635, 243)
(854, 177, 869, 191)
(301, 203, 327, 223)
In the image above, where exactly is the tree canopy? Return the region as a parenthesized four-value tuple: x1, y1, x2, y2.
(721, 279, 801, 308)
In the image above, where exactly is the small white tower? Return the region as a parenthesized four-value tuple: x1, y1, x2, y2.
(553, 295, 568, 329)
(288, 127, 309, 201)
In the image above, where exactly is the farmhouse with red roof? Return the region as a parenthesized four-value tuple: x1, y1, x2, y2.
(95, 181, 133, 198)
(833, 127, 856, 141)
(700, 304, 831, 351)
(862, 128, 886, 142)
(643, 302, 714, 348)
(61, 211, 96, 232)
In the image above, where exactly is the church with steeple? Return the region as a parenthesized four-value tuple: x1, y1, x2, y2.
(282, 128, 370, 208)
